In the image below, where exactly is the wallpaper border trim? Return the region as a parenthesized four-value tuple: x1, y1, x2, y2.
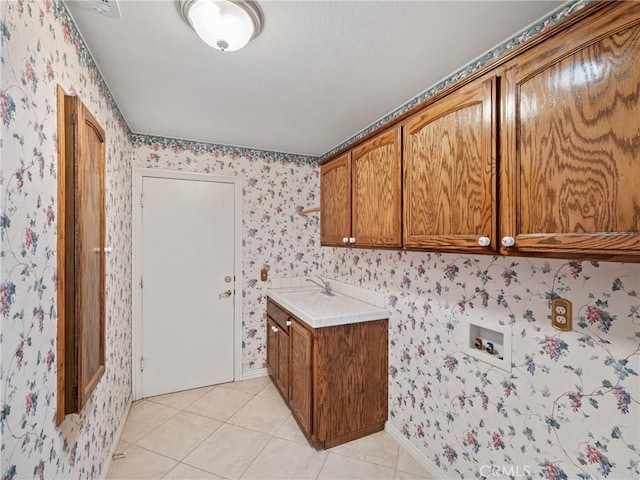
(320, 0, 591, 160)
(132, 133, 319, 165)
(57, 1, 132, 136)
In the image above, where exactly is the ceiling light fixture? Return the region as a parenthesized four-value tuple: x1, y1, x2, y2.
(179, 0, 263, 52)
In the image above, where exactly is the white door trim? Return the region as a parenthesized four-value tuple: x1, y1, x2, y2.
(132, 168, 243, 401)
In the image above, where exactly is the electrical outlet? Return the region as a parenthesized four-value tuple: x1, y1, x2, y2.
(551, 298, 572, 331)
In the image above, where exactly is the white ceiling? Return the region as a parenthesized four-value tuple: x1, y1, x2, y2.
(65, 0, 563, 157)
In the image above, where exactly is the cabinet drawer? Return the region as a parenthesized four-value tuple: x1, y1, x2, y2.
(267, 300, 290, 330)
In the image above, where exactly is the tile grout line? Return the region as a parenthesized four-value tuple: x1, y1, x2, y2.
(136, 386, 226, 478)
(174, 388, 254, 478)
(392, 441, 401, 477)
(224, 383, 285, 480)
(125, 399, 182, 445)
(113, 378, 432, 480)
(315, 450, 331, 480)
(179, 380, 277, 479)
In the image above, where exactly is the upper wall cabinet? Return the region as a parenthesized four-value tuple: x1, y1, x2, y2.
(321, 128, 402, 248)
(499, 3, 640, 259)
(351, 128, 402, 247)
(320, 153, 351, 246)
(403, 77, 497, 252)
(319, 2, 639, 262)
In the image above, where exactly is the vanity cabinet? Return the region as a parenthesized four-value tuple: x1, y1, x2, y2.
(499, 2, 640, 258)
(320, 128, 402, 248)
(266, 299, 388, 449)
(403, 77, 497, 252)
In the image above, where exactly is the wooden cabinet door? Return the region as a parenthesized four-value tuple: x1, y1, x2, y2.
(289, 319, 313, 434)
(314, 320, 388, 448)
(266, 317, 277, 379)
(320, 153, 351, 246)
(403, 77, 497, 251)
(500, 3, 640, 258)
(56, 87, 106, 424)
(351, 128, 402, 247)
(276, 327, 289, 397)
(76, 100, 106, 409)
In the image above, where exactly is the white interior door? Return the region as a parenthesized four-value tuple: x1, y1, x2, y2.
(139, 175, 236, 398)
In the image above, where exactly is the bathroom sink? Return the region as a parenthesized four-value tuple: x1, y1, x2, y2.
(266, 287, 390, 328)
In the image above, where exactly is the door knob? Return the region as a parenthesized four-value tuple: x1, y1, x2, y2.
(219, 289, 233, 299)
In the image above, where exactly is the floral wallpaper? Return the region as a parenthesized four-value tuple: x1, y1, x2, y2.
(2, 1, 638, 480)
(1, 1, 132, 479)
(132, 135, 321, 373)
(319, 249, 640, 479)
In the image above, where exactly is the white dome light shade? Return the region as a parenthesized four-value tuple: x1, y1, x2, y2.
(180, 0, 263, 52)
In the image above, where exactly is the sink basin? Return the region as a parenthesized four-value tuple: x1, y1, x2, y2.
(267, 287, 390, 328)
(278, 289, 334, 304)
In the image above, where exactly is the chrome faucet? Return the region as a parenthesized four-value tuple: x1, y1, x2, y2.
(306, 277, 333, 296)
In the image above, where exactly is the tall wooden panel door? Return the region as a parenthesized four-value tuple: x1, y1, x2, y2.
(500, 3, 640, 257)
(56, 87, 106, 424)
(351, 128, 402, 247)
(320, 153, 351, 246)
(403, 77, 497, 251)
(76, 100, 106, 409)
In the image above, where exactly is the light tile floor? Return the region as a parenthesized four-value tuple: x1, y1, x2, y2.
(107, 377, 433, 480)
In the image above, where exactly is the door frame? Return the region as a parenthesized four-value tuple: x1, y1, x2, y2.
(132, 168, 243, 401)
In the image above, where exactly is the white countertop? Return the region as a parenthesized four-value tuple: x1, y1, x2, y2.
(267, 286, 390, 329)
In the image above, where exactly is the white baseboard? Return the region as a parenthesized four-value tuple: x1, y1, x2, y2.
(101, 399, 132, 479)
(385, 422, 448, 480)
(242, 368, 268, 380)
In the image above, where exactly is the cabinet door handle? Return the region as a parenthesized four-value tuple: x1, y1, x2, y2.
(286, 320, 292, 327)
(349, 237, 356, 244)
(501, 236, 515, 247)
(273, 327, 279, 333)
(342, 237, 349, 244)
(478, 236, 490, 247)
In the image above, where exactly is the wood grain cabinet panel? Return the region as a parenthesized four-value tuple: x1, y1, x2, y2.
(56, 87, 106, 425)
(320, 154, 351, 246)
(289, 319, 313, 434)
(403, 78, 497, 251)
(266, 299, 388, 449)
(320, 128, 402, 248)
(276, 326, 289, 396)
(267, 300, 291, 398)
(314, 320, 388, 447)
(500, 3, 640, 258)
(351, 128, 402, 247)
(266, 317, 277, 379)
